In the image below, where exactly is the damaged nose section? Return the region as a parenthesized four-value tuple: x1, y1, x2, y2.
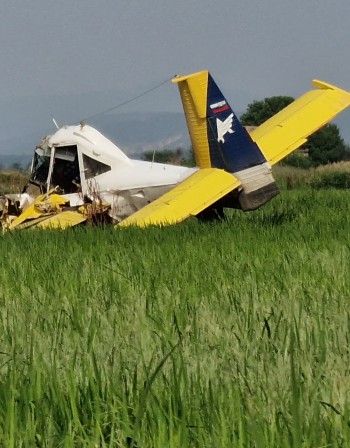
(0, 190, 111, 231)
(0, 194, 23, 231)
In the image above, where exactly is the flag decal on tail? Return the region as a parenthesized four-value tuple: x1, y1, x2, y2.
(210, 100, 230, 114)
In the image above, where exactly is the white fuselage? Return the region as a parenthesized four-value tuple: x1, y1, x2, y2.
(90, 159, 197, 220)
(26, 124, 197, 221)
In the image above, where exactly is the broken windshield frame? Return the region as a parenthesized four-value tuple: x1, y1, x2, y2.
(29, 146, 52, 191)
(29, 145, 81, 194)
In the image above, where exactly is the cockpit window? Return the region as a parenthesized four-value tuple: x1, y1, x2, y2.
(30, 147, 51, 185)
(82, 154, 111, 179)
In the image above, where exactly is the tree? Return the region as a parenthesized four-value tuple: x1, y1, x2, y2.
(306, 124, 349, 165)
(240, 96, 349, 166)
(141, 147, 195, 166)
(240, 96, 294, 126)
(142, 148, 183, 164)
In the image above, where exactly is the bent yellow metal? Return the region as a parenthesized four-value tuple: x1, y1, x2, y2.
(34, 211, 87, 229)
(9, 193, 69, 230)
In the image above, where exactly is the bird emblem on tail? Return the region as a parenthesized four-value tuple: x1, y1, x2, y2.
(216, 113, 234, 143)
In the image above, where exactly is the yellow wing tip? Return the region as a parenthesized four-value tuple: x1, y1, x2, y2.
(312, 79, 343, 91)
(172, 70, 208, 84)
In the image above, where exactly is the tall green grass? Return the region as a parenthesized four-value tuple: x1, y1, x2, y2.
(273, 161, 350, 190)
(1, 190, 350, 446)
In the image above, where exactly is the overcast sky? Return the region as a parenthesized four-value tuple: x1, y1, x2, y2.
(1, 0, 350, 151)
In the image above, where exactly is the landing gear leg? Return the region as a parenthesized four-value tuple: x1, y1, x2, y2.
(197, 206, 226, 222)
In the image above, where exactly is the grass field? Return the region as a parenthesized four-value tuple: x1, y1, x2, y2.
(0, 170, 28, 195)
(1, 189, 350, 446)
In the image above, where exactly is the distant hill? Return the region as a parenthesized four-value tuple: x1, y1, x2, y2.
(90, 111, 191, 154)
(0, 154, 32, 170)
(0, 111, 192, 168)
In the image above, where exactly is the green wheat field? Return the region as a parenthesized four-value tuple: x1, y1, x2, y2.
(1, 189, 350, 447)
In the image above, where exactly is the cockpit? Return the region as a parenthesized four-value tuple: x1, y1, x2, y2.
(29, 144, 81, 194)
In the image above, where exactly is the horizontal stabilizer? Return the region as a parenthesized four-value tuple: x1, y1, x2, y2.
(250, 80, 350, 165)
(118, 168, 240, 227)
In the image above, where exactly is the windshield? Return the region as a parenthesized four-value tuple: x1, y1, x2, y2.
(30, 147, 51, 187)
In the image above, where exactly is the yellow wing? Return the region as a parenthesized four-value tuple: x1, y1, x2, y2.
(118, 168, 240, 227)
(250, 80, 350, 165)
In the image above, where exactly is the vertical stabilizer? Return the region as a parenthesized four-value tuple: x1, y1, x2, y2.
(173, 71, 279, 210)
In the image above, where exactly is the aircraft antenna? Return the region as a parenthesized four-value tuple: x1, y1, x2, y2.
(151, 149, 156, 167)
(52, 117, 60, 129)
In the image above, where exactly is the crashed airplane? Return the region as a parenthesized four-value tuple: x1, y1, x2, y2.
(1, 70, 350, 230)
